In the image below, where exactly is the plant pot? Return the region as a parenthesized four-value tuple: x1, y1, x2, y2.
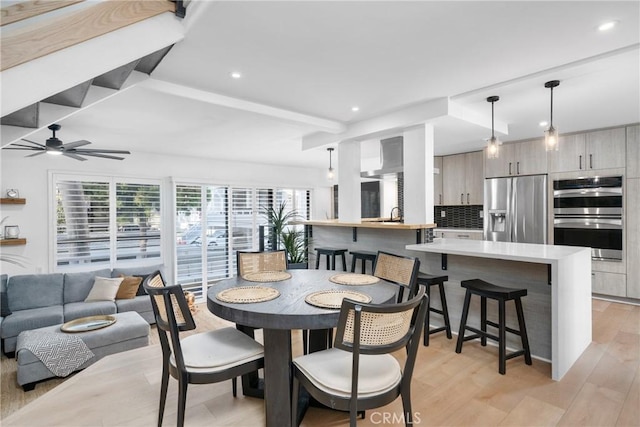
(288, 262, 308, 270)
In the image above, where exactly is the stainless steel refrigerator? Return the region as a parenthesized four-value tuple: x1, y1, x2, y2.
(484, 175, 547, 244)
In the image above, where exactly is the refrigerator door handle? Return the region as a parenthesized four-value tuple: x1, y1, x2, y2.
(512, 178, 518, 242)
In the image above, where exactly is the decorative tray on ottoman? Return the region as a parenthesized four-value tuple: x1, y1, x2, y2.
(61, 315, 117, 333)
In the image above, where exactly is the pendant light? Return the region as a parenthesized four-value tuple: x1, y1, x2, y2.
(327, 147, 335, 180)
(486, 96, 500, 159)
(544, 80, 560, 151)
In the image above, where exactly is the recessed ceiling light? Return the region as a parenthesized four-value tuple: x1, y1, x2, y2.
(351, 106, 360, 112)
(539, 121, 548, 127)
(230, 72, 242, 79)
(598, 20, 618, 32)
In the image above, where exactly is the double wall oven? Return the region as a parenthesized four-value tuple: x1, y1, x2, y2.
(553, 176, 623, 261)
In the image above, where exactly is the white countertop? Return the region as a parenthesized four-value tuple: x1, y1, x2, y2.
(406, 238, 590, 264)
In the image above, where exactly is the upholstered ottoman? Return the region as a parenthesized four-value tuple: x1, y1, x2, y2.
(16, 311, 149, 391)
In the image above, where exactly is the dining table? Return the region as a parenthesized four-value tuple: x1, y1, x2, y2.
(207, 269, 400, 427)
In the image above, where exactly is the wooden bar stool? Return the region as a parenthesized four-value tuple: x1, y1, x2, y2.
(455, 279, 532, 374)
(314, 247, 348, 271)
(349, 250, 377, 274)
(416, 272, 451, 346)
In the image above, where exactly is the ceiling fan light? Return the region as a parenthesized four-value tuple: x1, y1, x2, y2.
(47, 149, 63, 156)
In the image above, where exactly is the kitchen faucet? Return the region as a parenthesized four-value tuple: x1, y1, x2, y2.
(390, 206, 402, 222)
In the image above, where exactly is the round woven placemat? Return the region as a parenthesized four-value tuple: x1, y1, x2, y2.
(216, 286, 280, 303)
(242, 271, 292, 283)
(329, 273, 380, 286)
(305, 289, 372, 309)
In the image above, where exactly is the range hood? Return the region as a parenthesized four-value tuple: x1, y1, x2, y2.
(361, 136, 403, 179)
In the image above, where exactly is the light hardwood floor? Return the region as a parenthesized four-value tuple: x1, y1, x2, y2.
(1, 299, 638, 426)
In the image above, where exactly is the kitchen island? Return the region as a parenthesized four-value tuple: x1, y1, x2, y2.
(406, 239, 592, 380)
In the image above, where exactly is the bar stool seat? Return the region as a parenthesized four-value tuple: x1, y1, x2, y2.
(416, 272, 451, 346)
(455, 279, 532, 375)
(314, 247, 348, 271)
(350, 250, 377, 274)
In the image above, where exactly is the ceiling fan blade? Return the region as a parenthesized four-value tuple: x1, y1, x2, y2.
(72, 152, 126, 160)
(20, 138, 47, 148)
(26, 151, 47, 157)
(63, 152, 88, 161)
(3, 144, 43, 150)
(62, 140, 91, 149)
(72, 148, 131, 154)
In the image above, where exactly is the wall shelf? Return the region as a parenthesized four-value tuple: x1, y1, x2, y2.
(0, 238, 26, 246)
(0, 198, 26, 204)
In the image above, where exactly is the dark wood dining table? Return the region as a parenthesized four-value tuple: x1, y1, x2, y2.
(207, 269, 399, 427)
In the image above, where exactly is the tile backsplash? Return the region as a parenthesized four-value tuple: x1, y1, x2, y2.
(434, 205, 483, 229)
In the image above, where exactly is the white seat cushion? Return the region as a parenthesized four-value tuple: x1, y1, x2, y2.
(293, 347, 401, 398)
(170, 327, 263, 373)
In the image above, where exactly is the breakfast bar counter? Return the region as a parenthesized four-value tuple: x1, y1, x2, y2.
(406, 239, 592, 380)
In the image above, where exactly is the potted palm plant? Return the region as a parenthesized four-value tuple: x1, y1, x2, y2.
(260, 201, 308, 269)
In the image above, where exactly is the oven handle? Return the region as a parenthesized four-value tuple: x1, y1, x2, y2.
(553, 218, 622, 229)
(553, 188, 622, 197)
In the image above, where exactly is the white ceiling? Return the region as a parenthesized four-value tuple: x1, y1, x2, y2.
(4, 1, 640, 169)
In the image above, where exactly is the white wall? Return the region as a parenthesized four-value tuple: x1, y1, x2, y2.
(0, 149, 331, 276)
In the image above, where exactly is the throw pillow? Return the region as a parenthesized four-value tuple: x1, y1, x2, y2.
(85, 277, 123, 302)
(116, 275, 142, 299)
(134, 274, 150, 296)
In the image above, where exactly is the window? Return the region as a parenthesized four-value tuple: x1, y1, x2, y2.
(54, 175, 161, 268)
(175, 183, 311, 299)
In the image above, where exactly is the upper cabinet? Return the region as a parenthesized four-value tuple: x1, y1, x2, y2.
(627, 124, 640, 179)
(548, 128, 626, 173)
(485, 139, 547, 178)
(434, 156, 443, 205)
(442, 151, 483, 205)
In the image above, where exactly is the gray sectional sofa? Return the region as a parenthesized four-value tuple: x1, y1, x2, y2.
(0, 265, 162, 355)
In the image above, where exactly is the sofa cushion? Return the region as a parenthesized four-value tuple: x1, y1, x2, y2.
(63, 268, 111, 303)
(0, 306, 64, 339)
(1, 274, 10, 317)
(85, 277, 122, 302)
(112, 265, 164, 296)
(7, 274, 64, 311)
(63, 301, 117, 322)
(115, 295, 152, 316)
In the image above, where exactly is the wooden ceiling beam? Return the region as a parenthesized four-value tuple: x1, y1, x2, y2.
(1, 0, 176, 72)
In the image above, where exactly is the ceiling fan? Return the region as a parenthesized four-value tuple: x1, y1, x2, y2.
(5, 124, 131, 161)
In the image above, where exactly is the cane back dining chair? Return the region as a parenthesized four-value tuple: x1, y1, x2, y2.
(237, 249, 288, 277)
(372, 251, 421, 303)
(292, 285, 428, 427)
(143, 271, 265, 427)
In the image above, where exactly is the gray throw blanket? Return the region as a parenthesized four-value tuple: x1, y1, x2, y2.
(20, 330, 95, 377)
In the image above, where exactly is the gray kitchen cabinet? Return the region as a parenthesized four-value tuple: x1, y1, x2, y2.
(548, 128, 625, 173)
(592, 271, 626, 297)
(442, 154, 466, 205)
(627, 178, 640, 298)
(434, 156, 443, 205)
(465, 151, 484, 204)
(443, 151, 483, 205)
(627, 125, 640, 179)
(586, 128, 626, 170)
(484, 139, 546, 177)
(513, 138, 547, 175)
